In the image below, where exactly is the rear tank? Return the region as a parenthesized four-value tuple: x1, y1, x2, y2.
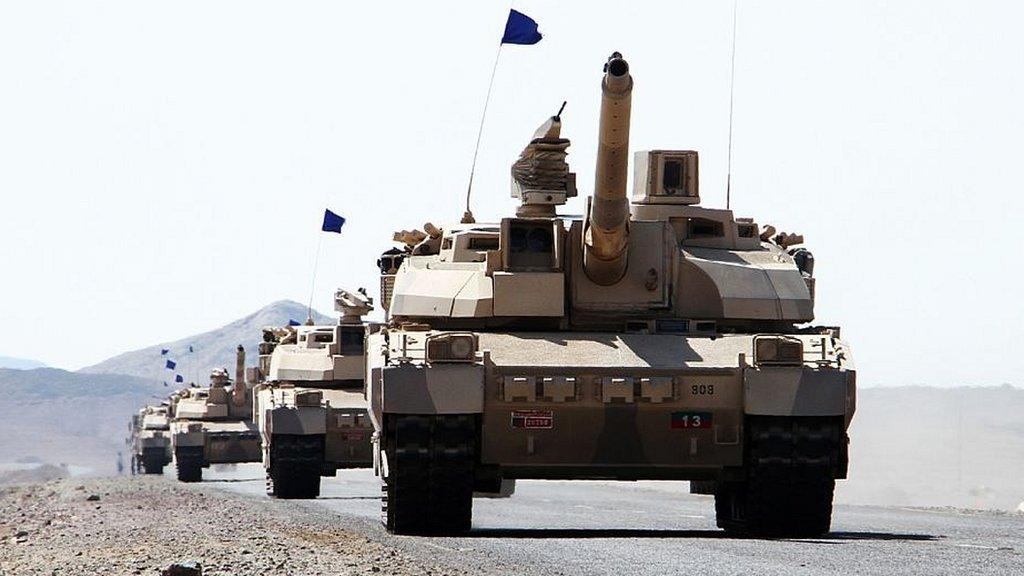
(368, 53, 855, 537)
(128, 404, 172, 474)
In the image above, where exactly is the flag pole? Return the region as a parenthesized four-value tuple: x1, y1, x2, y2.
(725, 0, 739, 210)
(463, 41, 504, 224)
(306, 233, 325, 324)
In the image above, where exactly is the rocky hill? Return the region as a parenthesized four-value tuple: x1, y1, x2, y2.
(0, 356, 46, 369)
(0, 300, 332, 476)
(838, 384, 1024, 511)
(2, 297, 1022, 510)
(79, 300, 331, 384)
(0, 368, 165, 475)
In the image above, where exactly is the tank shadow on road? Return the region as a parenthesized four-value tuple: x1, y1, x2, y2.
(462, 528, 941, 542)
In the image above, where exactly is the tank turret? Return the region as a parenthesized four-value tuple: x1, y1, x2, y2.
(583, 52, 633, 285)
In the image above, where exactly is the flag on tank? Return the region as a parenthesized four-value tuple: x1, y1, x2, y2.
(288, 319, 301, 327)
(501, 9, 542, 45)
(165, 359, 176, 370)
(322, 209, 346, 233)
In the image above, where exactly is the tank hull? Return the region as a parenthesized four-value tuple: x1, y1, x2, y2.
(371, 331, 853, 475)
(256, 385, 374, 474)
(170, 420, 262, 465)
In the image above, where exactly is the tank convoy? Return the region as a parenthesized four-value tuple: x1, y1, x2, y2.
(252, 288, 376, 498)
(366, 52, 855, 536)
(128, 404, 172, 475)
(169, 346, 261, 482)
(120, 49, 856, 541)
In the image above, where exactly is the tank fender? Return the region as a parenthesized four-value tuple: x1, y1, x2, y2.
(381, 363, 484, 414)
(743, 367, 854, 417)
(172, 429, 205, 448)
(264, 405, 328, 436)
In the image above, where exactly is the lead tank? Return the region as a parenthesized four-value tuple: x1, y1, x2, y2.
(367, 52, 856, 536)
(169, 346, 261, 482)
(253, 288, 375, 499)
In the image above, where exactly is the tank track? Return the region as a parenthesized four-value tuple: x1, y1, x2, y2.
(382, 414, 476, 535)
(716, 416, 843, 537)
(140, 448, 165, 475)
(175, 446, 204, 483)
(266, 434, 324, 499)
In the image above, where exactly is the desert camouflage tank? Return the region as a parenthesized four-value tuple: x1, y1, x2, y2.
(128, 404, 172, 474)
(368, 52, 855, 536)
(253, 288, 375, 499)
(169, 346, 261, 482)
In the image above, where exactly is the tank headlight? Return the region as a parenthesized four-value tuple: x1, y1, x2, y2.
(426, 333, 478, 363)
(753, 336, 804, 366)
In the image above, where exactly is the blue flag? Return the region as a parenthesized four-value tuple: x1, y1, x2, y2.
(188, 345, 194, 353)
(288, 319, 301, 327)
(322, 209, 346, 233)
(501, 9, 542, 45)
(163, 381, 168, 387)
(165, 359, 176, 370)
(160, 349, 169, 356)
(175, 374, 184, 383)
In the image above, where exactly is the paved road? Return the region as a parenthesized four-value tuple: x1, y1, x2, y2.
(202, 464, 1023, 575)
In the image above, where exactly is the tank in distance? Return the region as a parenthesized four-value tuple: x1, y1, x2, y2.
(253, 288, 376, 499)
(169, 347, 261, 483)
(128, 404, 172, 475)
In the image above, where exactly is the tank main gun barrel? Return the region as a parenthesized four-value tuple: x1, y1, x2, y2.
(233, 344, 246, 406)
(584, 52, 633, 285)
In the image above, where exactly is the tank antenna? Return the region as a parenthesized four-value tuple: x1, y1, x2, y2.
(463, 42, 506, 224)
(725, 0, 739, 210)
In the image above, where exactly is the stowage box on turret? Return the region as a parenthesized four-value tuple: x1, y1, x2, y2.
(367, 53, 855, 536)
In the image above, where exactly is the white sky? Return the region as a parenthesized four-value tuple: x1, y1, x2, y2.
(1, 1, 1021, 386)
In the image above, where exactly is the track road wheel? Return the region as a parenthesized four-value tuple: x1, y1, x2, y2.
(716, 416, 842, 538)
(174, 446, 204, 483)
(267, 434, 324, 499)
(382, 414, 476, 535)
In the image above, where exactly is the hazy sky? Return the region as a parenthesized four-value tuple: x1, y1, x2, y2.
(1, 1, 1021, 387)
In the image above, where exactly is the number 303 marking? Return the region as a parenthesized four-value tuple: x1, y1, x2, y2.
(691, 384, 715, 395)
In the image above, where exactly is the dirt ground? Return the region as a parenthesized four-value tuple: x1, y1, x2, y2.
(0, 477, 490, 576)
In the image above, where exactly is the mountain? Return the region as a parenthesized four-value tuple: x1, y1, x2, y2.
(0, 300, 332, 476)
(80, 300, 332, 384)
(0, 356, 47, 369)
(837, 384, 1024, 511)
(4, 297, 1024, 511)
(0, 367, 166, 474)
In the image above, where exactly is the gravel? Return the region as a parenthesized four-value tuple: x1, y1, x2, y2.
(0, 477, 495, 576)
